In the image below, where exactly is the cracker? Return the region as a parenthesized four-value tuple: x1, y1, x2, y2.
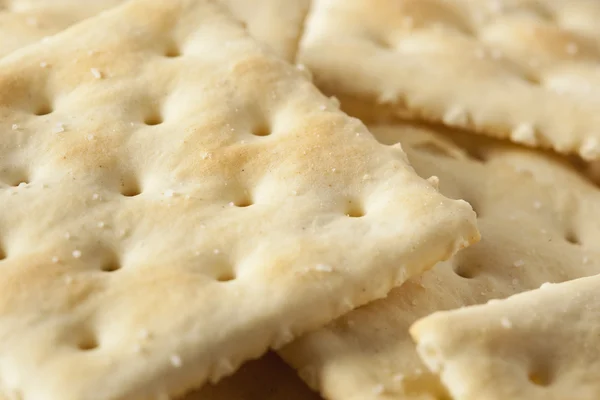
(0, 0, 123, 58)
(0, 0, 307, 62)
(0, 1, 479, 399)
(298, 0, 600, 160)
(186, 352, 322, 400)
(280, 123, 600, 400)
(222, 0, 310, 62)
(411, 274, 600, 400)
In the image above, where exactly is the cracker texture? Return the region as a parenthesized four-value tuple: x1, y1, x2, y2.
(411, 274, 600, 400)
(0, 1, 478, 399)
(0, 0, 123, 58)
(0, 0, 307, 62)
(280, 123, 600, 400)
(299, 0, 600, 159)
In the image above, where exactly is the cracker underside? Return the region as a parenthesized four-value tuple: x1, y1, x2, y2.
(280, 123, 600, 400)
(411, 274, 600, 400)
(187, 352, 322, 400)
(0, 0, 478, 399)
(299, 0, 600, 160)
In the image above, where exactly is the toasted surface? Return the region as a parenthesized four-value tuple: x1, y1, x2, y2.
(412, 274, 600, 400)
(280, 123, 600, 400)
(0, 0, 123, 58)
(0, 1, 478, 399)
(299, 0, 600, 159)
(0, 0, 307, 62)
(185, 352, 322, 400)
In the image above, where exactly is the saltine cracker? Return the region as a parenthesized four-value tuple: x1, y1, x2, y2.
(298, 0, 600, 160)
(0, 1, 478, 399)
(0, 0, 308, 62)
(412, 274, 600, 400)
(280, 123, 600, 400)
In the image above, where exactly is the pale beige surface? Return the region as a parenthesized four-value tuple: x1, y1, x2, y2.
(412, 274, 600, 400)
(0, 0, 123, 58)
(299, 0, 600, 160)
(223, 0, 310, 62)
(280, 123, 600, 400)
(0, 0, 307, 62)
(0, 0, 479, 399)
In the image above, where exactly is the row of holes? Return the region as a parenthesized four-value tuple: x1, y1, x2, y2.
(26, 44, 193, 124)
(0, 244, 236, 282)
(453, 232, 582, 280)
(1, 178, 367, 217)
(29, 104, 274, 136)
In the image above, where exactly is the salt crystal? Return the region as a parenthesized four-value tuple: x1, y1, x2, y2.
(372, 384, 384, 395)
(52, 123, 65, 134)
(513, 259, 525, 267)
(170, 354, 182, 368)
(533, 201, 542, 209)
(72, 250, 82, 258)
(11, 124, 18, 130)
(583, 255, 590, 264)
(443, 105, 467, 126)
(51, 256, 59, 263)
(26, 17, 39, 26)
(315, 264, 333, 272)
(40, 61, 48, 68)
(500, 317, 512, 328)
(511, 123, 536, 145)
(92, 193, 100, 200)
(90, 68, 103, 79)
(64, 232, 71, 240)
(138, 329, 150, 339)
(97, 221, 105, 228)
(164, 189, 174, 197)
(213, 249, 220, 254)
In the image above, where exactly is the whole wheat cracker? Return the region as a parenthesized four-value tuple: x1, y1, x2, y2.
(298, 0, 600, 160)
(412, 274, 600, 400)
(280, 123, 600, 400)
(186, 352, 322, 400)
(0, 0, 308, 62)
(0, 1, 479, 399)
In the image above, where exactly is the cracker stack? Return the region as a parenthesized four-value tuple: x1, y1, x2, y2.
(0, 1, 598, 400)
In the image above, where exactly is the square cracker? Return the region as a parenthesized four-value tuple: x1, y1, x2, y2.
(411, 274, 600, 400)
(0, 0, 308, 62)
(0, 1, 478, 399)
(298, 0, 600, 160)
(279, 123, 600, 400)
